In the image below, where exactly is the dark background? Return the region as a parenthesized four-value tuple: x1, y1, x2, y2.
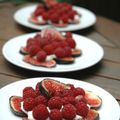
(73, 0, 120, 22)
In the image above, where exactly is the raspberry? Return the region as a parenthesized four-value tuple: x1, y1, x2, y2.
(66, 38, 76, 48)
(48, 96, 62, 109)
(75, 101, 89, 117)
(23, 87, 37, 100)
(54, 47, 65, 58)
(59, 41, 68, 47)
(32, 104, 49, 120)
(61, 89, 74, 97)
(62, 104, 76, 120)
(50, 13, 59, 23)
(23, 97, 35, 111)
(43, 44, 54, 55)
(75, 95, 87, 104)
(49, 109, 62, 120)
(42, 12, 49, 20)
(36, 50, 47, 62)
(62, 96, 76, 105)
(73, 87, 85, 97)
(27, 45, 40, 56)
(65, 32, 72, 38)
(34, 95, 47, 106)
(35, 82, 41, 96)
(64, 46, 72, 57)
(51, 41, 60, 49)
(61, 15, 69, 23)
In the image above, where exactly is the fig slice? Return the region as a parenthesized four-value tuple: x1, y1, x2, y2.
(20, 47, 28, 55)
(54, 56, 74, 64)
(84, 109, 99, 120)
(9, 96, 27, 117)
(40, 78, 70, 97)
(85, 91, 102, 108)
(72, 48, 82, 57)
(23, 55, 56, 68)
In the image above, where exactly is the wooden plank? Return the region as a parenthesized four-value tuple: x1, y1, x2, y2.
(0, 74, 21, 89)
(103, 47, 120, 63)
(95, 60, 120, 80)
(95, 16, 120, 48)
(86, 31, 116, 47)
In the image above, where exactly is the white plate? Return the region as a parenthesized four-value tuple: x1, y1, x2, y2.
(14, 4, 96, 31)
(2, 33, 104, 72)
(0, 77, 120, 120)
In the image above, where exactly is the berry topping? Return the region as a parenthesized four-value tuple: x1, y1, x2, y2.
(62, 104, 76, 120)
(36, 50, 47, 62)
(23, 98, 35, 111)
(66, 38, 76, 48)
(73, 87, 85, 97)
(34, 95, 47, 106)
(54, 47, 65, 58)
(48, 96, 62, 109)
(27, 45, 40, 56)
(32, 104, 49, 120)
(23, 87, 37, 100)
(49, 109, 62, 120)
(75, 101, 89, 118)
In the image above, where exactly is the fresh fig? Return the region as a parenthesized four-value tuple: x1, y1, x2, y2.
(84, 109, 99, 120)
(72, 48, 82, 57)
(20, 47, 28, 55)
(23, 55, 56, 68)
(84, 91, 102, 108)
(39, 78, 70, 97)
(54, 57, 74, 64)
(9, 96, 27, 117)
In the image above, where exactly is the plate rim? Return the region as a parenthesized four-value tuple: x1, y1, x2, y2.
(13, 4, 96, 31)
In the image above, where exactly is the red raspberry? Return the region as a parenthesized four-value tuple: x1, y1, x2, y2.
(34, 95, 48, 106)
(51, 41, 60, 49)
(43, 44, 54, 55)
(75, 101, 89, 117)
(23, 87, 37, 100)
(61, 89, 74, 97)
(61, 15, 69, 23)
(64, 46, 72, 57)
(42, 12, 49, 20)
(59, 41, 68, 47)
(62, 96, 76, 105)
(66, 38, 76, 48)
(65, 32, 72, 38)
(23, 97, 36, 111)
(32, 104, 49, 120)
(35, 82, 41, 96)
(50, 13, 59, 23)
(48, 96, 62, 109)
(54, 47, 65, 58)
(36, 50, 47, 62)
(73, 87, 85, 97)
(75, 95, 87, 104)
(49, 109, 62, 120)
(27, 45, 40, 56)
(62, 104, 76, 120)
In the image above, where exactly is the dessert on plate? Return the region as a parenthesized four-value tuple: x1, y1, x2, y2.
(9, 78, 102, 120)
(20, 28, 82, 68)
(29, 2, 80, 27)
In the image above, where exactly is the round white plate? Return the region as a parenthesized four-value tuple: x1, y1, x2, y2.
(0, 77, 120, 120)
(14, 4, 96, 31)
(2, 33, 104, 72)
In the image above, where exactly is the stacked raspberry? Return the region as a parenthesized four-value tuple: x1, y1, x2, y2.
(22, 83, 89, 120)
(33, 2, 79, 25)
(23, 31, 76, 62)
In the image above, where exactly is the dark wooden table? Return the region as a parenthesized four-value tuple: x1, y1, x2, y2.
(0, 2, 120, 108)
